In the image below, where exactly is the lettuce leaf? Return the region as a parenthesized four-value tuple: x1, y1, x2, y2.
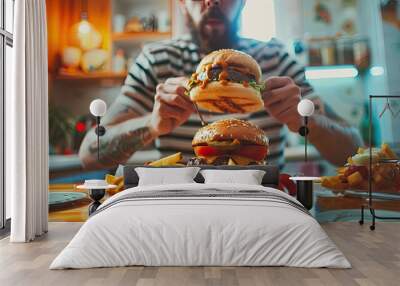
(187, 79, 265, 93)
(248, 81, 265, 92)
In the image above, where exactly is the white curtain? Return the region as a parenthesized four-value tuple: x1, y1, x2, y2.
(8, 0, 49, 242)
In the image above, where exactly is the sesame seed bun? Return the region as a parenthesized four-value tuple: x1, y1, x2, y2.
(196, 49, 262, 82)
(189, 49, 264, 114)
(192, 118, 269, 147)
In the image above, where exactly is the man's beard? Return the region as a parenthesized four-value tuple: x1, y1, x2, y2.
(186, 7, 240, 53)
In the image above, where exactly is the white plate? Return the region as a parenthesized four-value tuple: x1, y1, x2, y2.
(289, 177, 321, 182)
(76, 184, 117, 190)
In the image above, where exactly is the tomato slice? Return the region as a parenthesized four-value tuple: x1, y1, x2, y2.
(194, 145, 268, 161)
(194, 146, 222, 157)
(344, 165, 369, 179)
(233, 145, 268, 161)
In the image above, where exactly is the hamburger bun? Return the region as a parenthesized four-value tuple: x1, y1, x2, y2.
(190, 82, 264, 113)
(192, 118, 269, 146)
(196, 49, 262, 82)
(191, 119, 269, 166)
(188, 49, 264, 114)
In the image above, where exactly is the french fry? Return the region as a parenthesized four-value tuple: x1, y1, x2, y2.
(105, 174, 124, 185)
(337, 167, 347, 175)
(148, 152, 183, 166)
(357, 147, 365, 154)
(108, 180, 124, 196)
(205, 156, 218, 164)
(324, 144, 399, 192)
(105, 174, 124, 196)
(381, 143, 398, 159)
(321, 174, 351, 190)
(373, 172, 384, 185)
(321, 176, 348, 190)
(347, 157, 354, 165)
(348, 171, 363, 188)
(231, 155, 252, 166)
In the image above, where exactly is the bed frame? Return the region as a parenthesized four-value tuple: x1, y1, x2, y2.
(122, 165, 280, 189)
(86, 165, 280, 215)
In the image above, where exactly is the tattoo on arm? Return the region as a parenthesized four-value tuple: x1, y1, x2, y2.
(88, 126, 154, 166)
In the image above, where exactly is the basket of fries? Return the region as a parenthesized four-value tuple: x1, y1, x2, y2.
(321, 143, 400, 194)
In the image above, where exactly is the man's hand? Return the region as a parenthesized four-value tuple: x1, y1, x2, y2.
(262, 76, 302, 132)
(149, 77, 195, 136)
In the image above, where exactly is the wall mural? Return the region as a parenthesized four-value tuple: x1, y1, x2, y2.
(47, 0, 399, 223)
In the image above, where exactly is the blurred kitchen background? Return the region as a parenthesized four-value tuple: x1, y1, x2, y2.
(46, 0, 400, 221)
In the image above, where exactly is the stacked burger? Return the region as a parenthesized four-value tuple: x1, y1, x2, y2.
(188, 49, 265, 114)
(189, 118, 269, 166)
(187, 50, 269, 166)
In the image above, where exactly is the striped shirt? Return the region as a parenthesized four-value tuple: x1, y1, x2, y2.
(116, 35, 314, 168)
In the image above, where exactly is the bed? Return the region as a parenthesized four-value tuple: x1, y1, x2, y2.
(50, 165, 350, 269)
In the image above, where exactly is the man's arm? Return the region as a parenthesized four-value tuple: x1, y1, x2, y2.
(79, 47, 160, 170)
(261, 41, 363, 166)
(79, 99, 156, 170)
(308, 102, 364, 166)
(263, 77, 363, 167)
(79, 77, 194, 169)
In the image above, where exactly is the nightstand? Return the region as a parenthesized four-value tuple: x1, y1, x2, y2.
(77, 180, 116, 215)
(290, 177, 321, 210)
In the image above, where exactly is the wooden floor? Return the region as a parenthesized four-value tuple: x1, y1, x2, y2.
(0, 222, 399, 286)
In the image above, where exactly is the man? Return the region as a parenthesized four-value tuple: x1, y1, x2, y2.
(79, 0, 363, 169)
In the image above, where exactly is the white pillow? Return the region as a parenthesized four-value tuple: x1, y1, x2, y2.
(200, 169, 266, 185)
(135, 167, 200, 186)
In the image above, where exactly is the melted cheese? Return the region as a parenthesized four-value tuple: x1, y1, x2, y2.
(193, 60, 256, 90)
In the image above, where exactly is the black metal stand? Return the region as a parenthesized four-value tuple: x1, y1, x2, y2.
(295, 116, 313, 210)
(88, 188, 105, 215)
(304, 117, 309, 162)
(298, 117, 310, 162)
(94, 116, 106, 162)
(358, 95, 400, 231)
(296, 181, 314, 210)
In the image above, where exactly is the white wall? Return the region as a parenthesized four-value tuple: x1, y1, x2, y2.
(172, 0, 187, 37)
(380, 22, 400, 145)
(359, 0, 398, 146)
(50, 81, 121, 117)
(241, 0, 276, 41)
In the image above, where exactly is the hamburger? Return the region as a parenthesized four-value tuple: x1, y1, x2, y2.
(188, 49, 265, 114)
(190, 118, 269, 166)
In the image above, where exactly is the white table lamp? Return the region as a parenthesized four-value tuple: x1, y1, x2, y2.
(89, 99, 107, 161)
(292, 99, 317, 210)
(297, 99, 315, 162)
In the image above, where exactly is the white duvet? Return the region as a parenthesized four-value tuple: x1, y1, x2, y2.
(50, 183, 350, 269)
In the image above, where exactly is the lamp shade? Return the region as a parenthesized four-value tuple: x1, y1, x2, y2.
(297, 99, 315, 117)
(90, 99, 107, 117)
